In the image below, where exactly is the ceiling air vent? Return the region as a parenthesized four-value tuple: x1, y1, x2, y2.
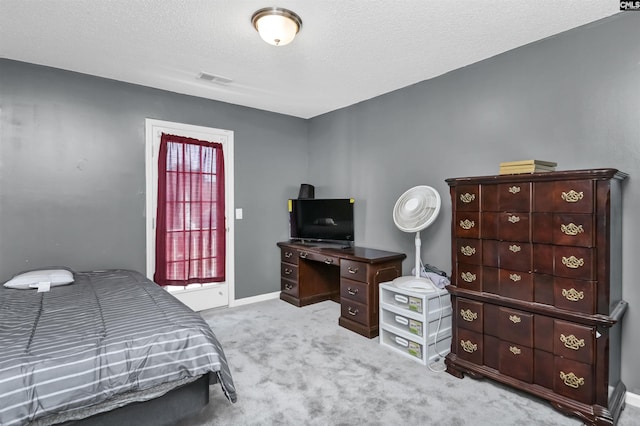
(198, 72, 233, 85)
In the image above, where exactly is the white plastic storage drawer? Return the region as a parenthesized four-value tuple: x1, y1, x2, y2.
(379, 281, 452, 365)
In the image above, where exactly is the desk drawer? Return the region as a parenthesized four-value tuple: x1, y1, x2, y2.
(280, 263, 298, 280)
(280, 247, 298, 265)
(281, 278, 298, 297)
(298, 250, 339, 266)
(341, 299, 369, 326)
(340, 278, 368, 305)
(340, 260, 367, 282)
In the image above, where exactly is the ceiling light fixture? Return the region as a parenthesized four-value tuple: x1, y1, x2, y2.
(251, 7, 302, 46)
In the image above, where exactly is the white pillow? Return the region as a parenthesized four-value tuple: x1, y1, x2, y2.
(3, 269, 74, 290)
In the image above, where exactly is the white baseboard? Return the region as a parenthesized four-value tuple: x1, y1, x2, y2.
(626, 390, 640, 408)
(230, 291, 280, 307)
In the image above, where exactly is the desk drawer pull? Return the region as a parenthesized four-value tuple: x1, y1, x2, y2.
(284, 251, 293, 258)
(347, 266, 359, 274)
(283, 268, 293, 276)
(509, 273, 521, 282)
(460, 193, 476, 203)
(347, 306, 359, 316)
(460, 340, 478, 353)
(460, 246, 476, 256)
(562, 288, 584, 302)
(299, 251, 308, 259)
(347, 287, 358, 296)
(460, 309, 477, 322)
(324, 258, 334, 265)
(284, 283, 293, 290)
(560, 371, 585, 389)
(508, 215, 520, 223)
(561, 223, 584, 236)
(459, 219, 475, 230)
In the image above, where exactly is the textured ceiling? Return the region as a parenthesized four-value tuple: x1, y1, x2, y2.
(0, 0, 621, 118)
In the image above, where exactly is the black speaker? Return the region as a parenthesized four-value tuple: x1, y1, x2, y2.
(298, 184, 315, 199)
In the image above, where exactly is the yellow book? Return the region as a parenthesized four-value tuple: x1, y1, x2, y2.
(499, 159, 557, 168)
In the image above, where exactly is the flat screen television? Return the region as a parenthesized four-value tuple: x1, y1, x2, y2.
(289, 198, 354, 244)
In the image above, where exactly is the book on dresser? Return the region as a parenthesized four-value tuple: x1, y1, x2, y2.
(444, 168, 628, 426)
(499, 160, 557, 175)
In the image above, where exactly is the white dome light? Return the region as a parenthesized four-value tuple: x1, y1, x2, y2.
(252, 7, 302, 47)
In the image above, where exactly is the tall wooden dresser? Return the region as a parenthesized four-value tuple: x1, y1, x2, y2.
(444, 169, 628, 425)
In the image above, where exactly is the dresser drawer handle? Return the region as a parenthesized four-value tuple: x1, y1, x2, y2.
(284, 251, 293, 258)
(562, 256, 584, 269)
(508, 186, 521, 194)
(347, 266, 359, 274)
(460, 340, 478, 353)
(561, 223, 584, 236)
(560, 334, 586, 351)
(460, 272, 477, 283)
(460, 193, 476, 203)
(509, 315, 521, 324)
(509, 346, 521, 355)
(324, 258, 334, 265)
(560, 371, 585, 389)
(507, 215, 520, 223)
(285, 283, 293, 290)
(459, 219, 475, 230)
(561, 190, 584, 203)
(509, 244, 521, 253)
(562, 288, 585, 302)
(509, 273, 521, 282)
(460, 309, 478, 322)
(347, 306, 359, 316)
(299, 251, 308, 259)
(460, 246, 476, 256)
(283, 268, 293, 275)
(347, 287, 358, 296)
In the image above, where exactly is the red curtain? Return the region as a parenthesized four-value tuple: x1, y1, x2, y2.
(154, 133, 225, 286)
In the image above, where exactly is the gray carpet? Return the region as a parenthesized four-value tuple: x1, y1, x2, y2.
(186, 298, 639, 426)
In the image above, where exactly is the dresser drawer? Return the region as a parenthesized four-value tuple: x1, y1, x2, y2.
(340, 259, 367, 282)
(499, 340, 533, 383)
(534, 180, 594, 213)
(340, 299, 369, 326)
(455, 185, 480, 211)
(553, 277, 597, 314)
(498, 268, 533, 301)
(553, 320, 594, 364)
(498, 182, 531, 211)
(456, 238, 482, 265)
(280, 263, 298, 280)
(498, 241, 532, 271)
(497, 212, 530, 242)
(457, 298, 483, 333)
(457, 328, 483, 365)
(455, 212, 480, 238)
(553, 214, 594, 247)
(340, 278, 368, 305)
(498, 307, 533, 347)
(281, 278, 298, 297)
(455, 263, 483, 292)
(554, 246, 595, 280)
(554, 357, 594, 405)
(280, 247, 299, 265)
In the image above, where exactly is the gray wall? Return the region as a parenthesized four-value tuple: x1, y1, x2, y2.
(0, 59, 308, 299)
(308, 13, 640, 392)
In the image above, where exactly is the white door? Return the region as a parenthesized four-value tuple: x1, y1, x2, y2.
(145, 119, 234, 311)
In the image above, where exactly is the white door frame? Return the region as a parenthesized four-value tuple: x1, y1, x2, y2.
(144, 118, 235, 310)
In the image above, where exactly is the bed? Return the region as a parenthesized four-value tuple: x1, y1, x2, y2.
(0, 268, 237, 425)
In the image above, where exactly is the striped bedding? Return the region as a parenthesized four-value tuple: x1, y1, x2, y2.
(0, 269, 236, 425)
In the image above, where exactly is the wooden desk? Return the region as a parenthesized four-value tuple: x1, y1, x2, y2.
(277, 241, 405, 338)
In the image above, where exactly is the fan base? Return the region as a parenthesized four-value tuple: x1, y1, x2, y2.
(392, 276, 437, 293)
